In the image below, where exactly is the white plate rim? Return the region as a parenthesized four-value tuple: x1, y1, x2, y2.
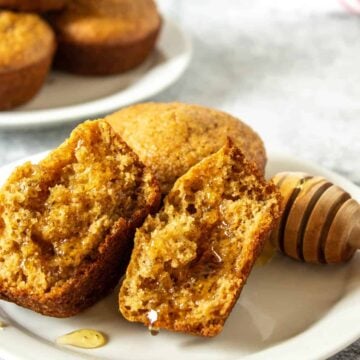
(0, 151, 358, 360)
(0, 18, 192, 130)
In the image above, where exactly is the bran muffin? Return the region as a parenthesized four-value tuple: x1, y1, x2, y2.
(106, 102, 267, 195)
(0, 120, 160, 317)
(119, 141, 282, 336)
(0, 0, 68, 12)
(0, 11, 55, 110)
(49, 0, 162, 75)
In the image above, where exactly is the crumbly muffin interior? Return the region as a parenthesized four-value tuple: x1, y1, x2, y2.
(0, 120, 153, 295)
(120, 141, 281, 336)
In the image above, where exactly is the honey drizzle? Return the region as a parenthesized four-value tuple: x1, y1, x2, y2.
(147, 309, 160, 336)
(56, 329, 107, 349)
(210, 245, 223, 263)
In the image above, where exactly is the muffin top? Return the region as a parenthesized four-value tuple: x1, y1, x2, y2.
(0, 11, 55, 71)
(106, 102, 267, 195)
(50, 0, 161, 45)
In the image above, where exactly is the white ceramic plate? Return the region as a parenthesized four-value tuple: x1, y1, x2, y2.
(0, 152, 359, 360)
(0, 19, 192, 130)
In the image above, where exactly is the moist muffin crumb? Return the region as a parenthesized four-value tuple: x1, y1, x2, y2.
(0, 120, 160, 317)
(119, 140, 282, 336)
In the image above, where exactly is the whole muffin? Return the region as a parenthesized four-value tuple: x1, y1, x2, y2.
(49, 0, 162, 76)
(106, 102, 267, 194)
(0, 11, 56, 110)
(0, 0, 68, 12)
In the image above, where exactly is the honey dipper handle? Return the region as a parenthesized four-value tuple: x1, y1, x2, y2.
(349, 220, 360, 249)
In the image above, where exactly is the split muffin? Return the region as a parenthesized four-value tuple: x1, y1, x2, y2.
(107, 102, 267, 195)
(120, 141, 281, 336)
(49, 0, 162, 75)
(0, 11, 55, 110)
(0, 0, 68, 12)
(0, 120, 160, 317)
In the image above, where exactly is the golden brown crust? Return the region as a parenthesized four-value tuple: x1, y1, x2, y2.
(0, 0, 68, 12)
(0, 11, 55, 110)
(51, 0, 161, 44)
(119, 140, 282, 336)
(0, 11, 55, 70)
(107, 102, 267, 195)
(0, 120, 160, 317)
(53, 25, 161, 76)
(49, 0, 161, 75)
(0, 55, 54, 110)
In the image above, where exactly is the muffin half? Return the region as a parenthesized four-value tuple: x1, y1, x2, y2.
(0, 120, 160, 316)
(0, 11, 55, 110)
(49, 0, 162, 75)
(119, 140, 281, 336)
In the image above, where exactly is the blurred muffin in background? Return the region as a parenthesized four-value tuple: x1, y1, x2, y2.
(49, 0, 162, 76)
(0, 11, 56, 110)
(0, 0, 68, 12)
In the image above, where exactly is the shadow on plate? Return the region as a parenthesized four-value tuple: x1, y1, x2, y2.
(0, 253, 357, 359)
(180, 255, 352, 353)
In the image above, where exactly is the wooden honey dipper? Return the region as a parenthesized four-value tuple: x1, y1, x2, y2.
(270, 172, 360, 264)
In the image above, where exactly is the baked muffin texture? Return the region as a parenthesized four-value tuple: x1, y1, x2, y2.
(0, 0, 68, 12)
(49, 0, 161, 75)
(107, 102, 267, 195)
(0, 120, 160, 317)
(0, 11, 55, 110)
(119, 140, 282, 336)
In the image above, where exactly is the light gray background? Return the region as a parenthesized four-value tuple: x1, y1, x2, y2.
(0, 0, 359, 358)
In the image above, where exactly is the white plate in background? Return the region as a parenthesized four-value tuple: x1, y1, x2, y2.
(0, 152, 359, 360)
(0, 19, 192, 130)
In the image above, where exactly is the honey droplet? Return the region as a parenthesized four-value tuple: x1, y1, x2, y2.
(255, 237, 276, 267)
(56, 329, 107, 349)
(147, 309, 160, 336)
(210, 246, 223, 263)
(149, 326, 160, 336)
(0, 320, 6, 330)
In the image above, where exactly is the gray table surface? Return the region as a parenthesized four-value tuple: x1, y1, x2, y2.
(0, 0, 359, 358)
